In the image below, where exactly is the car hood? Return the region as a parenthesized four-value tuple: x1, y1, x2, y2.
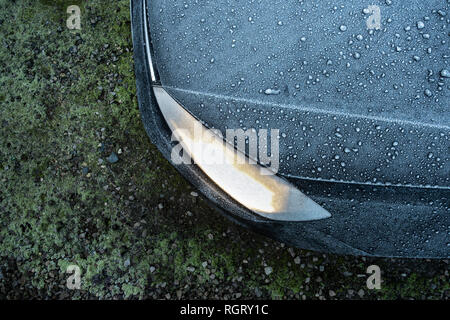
(148, 0, 449, 189)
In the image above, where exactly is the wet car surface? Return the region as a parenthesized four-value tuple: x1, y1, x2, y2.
(132, 0, 449, 258)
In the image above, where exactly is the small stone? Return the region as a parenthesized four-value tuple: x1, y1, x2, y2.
(106, 152, 119, 163)
(264, 266, 273, 275)
(329, 290, 336, 297)
(417, 21, 425, 29)
(124, 258, 130, 267)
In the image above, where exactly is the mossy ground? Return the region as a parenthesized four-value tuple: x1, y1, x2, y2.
(0, 0, 448, 299)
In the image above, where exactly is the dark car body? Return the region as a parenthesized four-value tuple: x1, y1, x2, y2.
(131, 0, 449, 258)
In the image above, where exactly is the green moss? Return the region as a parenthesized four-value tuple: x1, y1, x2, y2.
(265, 263, 304, 299)
(38, 0, 85, 21)
(378, 273, 443, 300)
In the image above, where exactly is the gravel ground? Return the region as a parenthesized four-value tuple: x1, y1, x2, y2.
(0, 0, 448, 300)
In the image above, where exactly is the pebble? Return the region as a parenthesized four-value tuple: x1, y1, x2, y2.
(106, 152, 119, 163)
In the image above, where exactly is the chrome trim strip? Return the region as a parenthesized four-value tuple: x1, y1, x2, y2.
(152, 86, 331, 222)
(143, 1, 157, 82)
